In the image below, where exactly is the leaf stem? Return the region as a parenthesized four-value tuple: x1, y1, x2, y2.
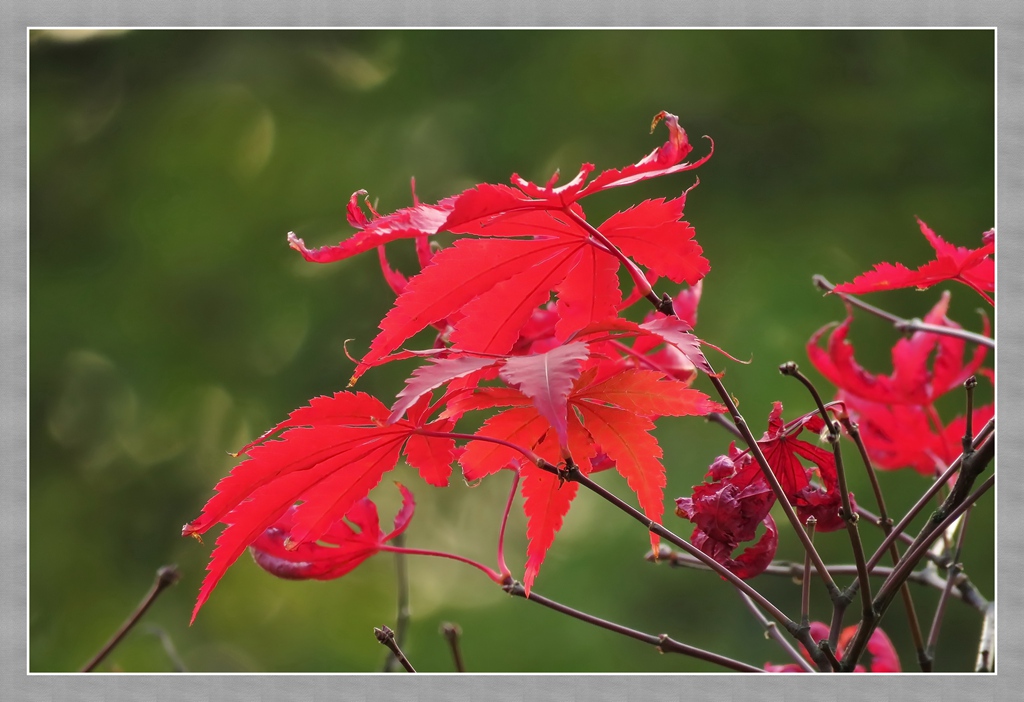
(379, 545, 506, 584)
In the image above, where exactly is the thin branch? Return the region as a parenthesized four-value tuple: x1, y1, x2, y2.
(841, 418, 929, 670)
(441, 622, 466, 672)
(374, 625, 415, 672)
(813, 275, 993, 348)
(736, 590, 815, 672)
(542, 461, 829, 671)
(81, 565, 181, 672)
(383, 531, 411, 672)
(843, 471, 994, 670)
(503, 581, 765, 672)
(865, 419, 993, 573)
(649, 548, 989, 612)
(779, 362, 873, 627)
(975, 602, 996, 672)
(926, 508, 972, 658)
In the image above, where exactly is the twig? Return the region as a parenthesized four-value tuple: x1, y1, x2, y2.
(975, 602, 995, 672)
(737, 588, 814, 672)
(649, 547, 989, 612)
(503, 581, 765, 672)
(813, 275, 993, 348)
(541, 461, 829, 671)
(865, 419, 993, 573)
(441, 622, 466, 672)
(926, 508, 972, 658)
(374, 625, 415, 672)
(779, 362, 873, 634)
(383, 532, 411, 672)
(81, 565, 181, 672)
(843, 471, 994, 670)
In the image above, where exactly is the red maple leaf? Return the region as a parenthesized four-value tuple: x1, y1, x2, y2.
(286, 113, 711, 382)
(807, 291, 989, 406)
(458, 364, 724, 592)
(249, 482, 415, 581)
(182, 393, 455, 622)
(833, 219, 994, 304)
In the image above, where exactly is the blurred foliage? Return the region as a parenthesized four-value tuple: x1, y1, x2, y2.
(29, 29, 994, 672)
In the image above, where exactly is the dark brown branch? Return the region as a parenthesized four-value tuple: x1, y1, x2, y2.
(374, 625, 415, 672)
(82, 565, 181, 672)
(441, 623, 466, 672)
(503, 581, 765, 672)
(813, 275, 993, 348)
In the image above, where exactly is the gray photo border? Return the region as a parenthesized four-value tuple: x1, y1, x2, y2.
(8, 1, 1021, 700)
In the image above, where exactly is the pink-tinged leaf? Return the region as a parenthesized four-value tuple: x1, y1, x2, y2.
(575, 403, 666, 552)
(521, 458, 579, 595)
(554, 243, 623, 340)
(354, 237, 568, 381)
(448, 245, 583, 354)
(639, 315, 712, 375)
(581, 369, 725, 418)
(599, 198, 709, 284)
(498, 342, 590, 450)
(388, 355, 500, 423)
(459, 408, 550, 481)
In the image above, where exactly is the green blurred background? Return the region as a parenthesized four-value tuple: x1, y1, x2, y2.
(29, 29, 994, 672)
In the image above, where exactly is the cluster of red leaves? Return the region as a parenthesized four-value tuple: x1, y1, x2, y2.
(184, 112, 726, 620)
(765, 621, 901, 673)
(811, 272, 993, 477)
(675, 402, 852, 578)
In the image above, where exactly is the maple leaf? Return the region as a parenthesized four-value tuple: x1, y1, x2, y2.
(833, 219, 994, 304)
(284, 114, 712, 383)
(458, 364, 724, 591)
(807, 291, 989, 406)
(249, 482, 415, 581)
(675, 455, 778, 578)
(183, 392, 455, 622)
